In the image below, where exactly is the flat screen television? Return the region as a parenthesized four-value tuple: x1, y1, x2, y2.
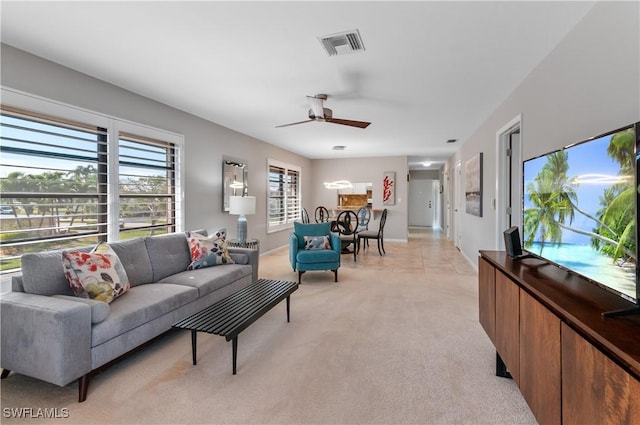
(522, 121, 640, 317)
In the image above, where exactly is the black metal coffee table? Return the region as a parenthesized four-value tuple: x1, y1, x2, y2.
(172, 278, 298, 374)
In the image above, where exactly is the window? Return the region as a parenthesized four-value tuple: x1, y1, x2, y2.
(0, 93, 184, 280)
(0, 108, 108, 273)
(118, 133, 177, 239)
(267, 159, 301, 232)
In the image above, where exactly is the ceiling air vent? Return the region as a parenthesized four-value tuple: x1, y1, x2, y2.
(318, 29, 365, 56)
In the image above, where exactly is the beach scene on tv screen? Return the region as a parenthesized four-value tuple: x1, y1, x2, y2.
(523, 127, 636, 300)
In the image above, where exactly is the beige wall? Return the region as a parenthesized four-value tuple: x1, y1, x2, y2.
(1, 44, 411, 251)
(309, 156, 409, 242)
(447, 1, 640, 265)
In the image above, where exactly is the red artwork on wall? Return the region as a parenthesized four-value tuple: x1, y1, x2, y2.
(383, 171, 395, 205)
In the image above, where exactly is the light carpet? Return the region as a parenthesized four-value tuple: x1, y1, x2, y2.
(0, 228, 537, 424)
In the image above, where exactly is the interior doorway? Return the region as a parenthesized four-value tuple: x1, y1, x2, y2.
(496, 114, 522, 250)
(453, 160, 462, 250)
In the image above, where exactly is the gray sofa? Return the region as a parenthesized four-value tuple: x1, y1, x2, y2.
(0, 232, 259, 402)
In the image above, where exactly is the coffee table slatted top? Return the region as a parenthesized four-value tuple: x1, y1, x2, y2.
(173, 278, 298, 340)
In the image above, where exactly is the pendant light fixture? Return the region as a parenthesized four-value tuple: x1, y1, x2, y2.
(324, 145, 353, 189)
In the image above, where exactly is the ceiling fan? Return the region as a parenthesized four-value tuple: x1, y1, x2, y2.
(276, 94, 371, 129)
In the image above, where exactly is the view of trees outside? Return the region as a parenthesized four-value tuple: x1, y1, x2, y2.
(0, 112, 175, 273)
(0, 166, 173, 271)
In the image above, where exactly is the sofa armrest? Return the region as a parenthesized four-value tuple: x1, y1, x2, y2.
(1, 292, 92, 387)
(228, 246, 259, 282)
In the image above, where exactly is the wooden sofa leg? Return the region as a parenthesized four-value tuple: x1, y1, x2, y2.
(78, 374, 90, 402)
(333, 269, 338, 282)
(298, 271, 305, 284)
(1, 369, 11, 379)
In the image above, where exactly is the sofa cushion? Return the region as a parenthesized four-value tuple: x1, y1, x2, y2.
(61, 244, 130, 304)
(145, 233, 191, 282)
(106, 238, 153, 286)
(91, 283, 198, 347)
(186, 229, 234, 270)
(21, 251, 73, 296)
(53, 295, 110, 324)
(21, 248, 90, 296)
(157, 264, 252, 297)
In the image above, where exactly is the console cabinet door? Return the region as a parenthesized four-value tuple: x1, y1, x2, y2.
(495, 270, 520, 384)
(520, 290, 561, 425)
(478, 257, 496, 344)
(562, 323, 640, 425)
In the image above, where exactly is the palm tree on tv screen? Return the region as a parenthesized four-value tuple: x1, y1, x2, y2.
(594, 128, 636, 262)
(524, 128, 636, 264)
(523, 151, 576, 253)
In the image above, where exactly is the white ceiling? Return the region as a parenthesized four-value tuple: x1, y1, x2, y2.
(0, 1, 595, 170)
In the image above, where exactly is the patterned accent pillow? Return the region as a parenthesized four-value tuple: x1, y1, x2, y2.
(304, 235, 331, 250)
(61, 243, 131, 304)
(186, 229, 235, 270)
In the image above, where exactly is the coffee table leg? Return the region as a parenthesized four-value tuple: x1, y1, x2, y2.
(191, 330, 197, 365)
(286, 295, 291, 322)
(232, 336, 238, 375)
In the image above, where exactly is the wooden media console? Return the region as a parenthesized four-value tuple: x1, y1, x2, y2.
(479, 251, 640, 425)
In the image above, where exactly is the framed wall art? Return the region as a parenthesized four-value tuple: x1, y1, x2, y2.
(383, 171, 395, 206)
(465, 153, 483, 217)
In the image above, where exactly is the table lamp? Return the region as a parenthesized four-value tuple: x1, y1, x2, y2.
(229, 195, 256, 243)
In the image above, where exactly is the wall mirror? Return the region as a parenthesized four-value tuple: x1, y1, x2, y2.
(223, 159, 248, 212)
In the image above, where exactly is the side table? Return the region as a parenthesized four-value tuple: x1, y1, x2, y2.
(227, 238, 259, 250)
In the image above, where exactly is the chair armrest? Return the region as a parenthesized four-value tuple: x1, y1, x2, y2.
(289, 233, 299, 270)
(0, 292, 92, 386)
(228, 246, 260, 282)
(330, 232, 342, 255)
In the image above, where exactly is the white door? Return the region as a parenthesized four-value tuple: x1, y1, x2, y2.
(409, 179, 434, 227)
(432, 180, 441, 230)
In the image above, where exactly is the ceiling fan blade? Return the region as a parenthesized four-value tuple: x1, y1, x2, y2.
(325, 118, 371, 129)
(275, 119, 314, 128)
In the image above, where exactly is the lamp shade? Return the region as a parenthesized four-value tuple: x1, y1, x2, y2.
(229, 196, 256, 215)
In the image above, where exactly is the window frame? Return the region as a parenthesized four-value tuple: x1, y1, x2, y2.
(0, 87, 185, 274)
(267, 158, 302, 233)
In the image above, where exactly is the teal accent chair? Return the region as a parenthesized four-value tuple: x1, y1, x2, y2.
(289, 222, 341, 283)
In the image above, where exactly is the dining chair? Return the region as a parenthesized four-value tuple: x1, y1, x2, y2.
(356, 207, 371, 231)
(301, 207, 310, 224)
(335, 210, 358, 262)
(315, 206, 330, 223)
(357, 208, 388, 256)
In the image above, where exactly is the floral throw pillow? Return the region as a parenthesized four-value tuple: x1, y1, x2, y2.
(304, 235, 331, 250)
(186, 229, 235, 270)
(62, 243, 130, 304)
